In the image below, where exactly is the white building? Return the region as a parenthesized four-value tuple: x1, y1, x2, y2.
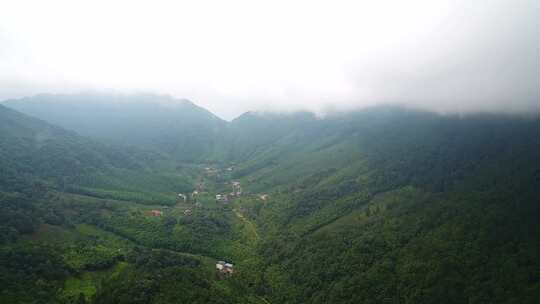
(216, 261, 234, 275)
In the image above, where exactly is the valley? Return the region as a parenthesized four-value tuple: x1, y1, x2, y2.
(3, 1, 540, 302)
(0, 95, 539, 303)
(1, 157, 275, 303)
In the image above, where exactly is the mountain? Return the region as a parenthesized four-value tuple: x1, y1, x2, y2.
(3, 93, 226, 161)
(231, 107, 540, 192)
(0, 103, 144, 192)
(0, 96, 539, 303)
(0, 102, 197, 203)
(227, 107, 540, 303)
(0, 103, 240, 303)
(218, 110, 318, 162)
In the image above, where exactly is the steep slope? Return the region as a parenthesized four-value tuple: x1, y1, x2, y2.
(3, 93, 226, 161)
(219, 111, 318, 162)
(227, 107, 540, 303)
(0, 103, 196, 203)
(231, 107, 540, 192)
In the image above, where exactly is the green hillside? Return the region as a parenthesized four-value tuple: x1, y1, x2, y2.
(228, 108, 540, 303)
(0, 104, 249, 303)
(0, 99, 539, 303)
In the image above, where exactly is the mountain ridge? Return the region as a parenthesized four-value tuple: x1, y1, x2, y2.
(3, 93, 226, 161)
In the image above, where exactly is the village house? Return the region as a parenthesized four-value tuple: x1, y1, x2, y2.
(216, 261, 234, 276)
(178, 193, 187, 202)
(205, 167, 218, 176)
(150, 210, 163, 217)
(258, 194, 269, 201)
(231, 181, 242, 196)
(184, 209, 192, 216)
(216, 194, 229, 203)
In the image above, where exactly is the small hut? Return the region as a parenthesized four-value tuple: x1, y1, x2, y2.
(216, 261, 234, 276)
(150, 210, 163, 217)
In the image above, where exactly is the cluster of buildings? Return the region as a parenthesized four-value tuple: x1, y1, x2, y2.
(204, 167, 219, 176)
(215, 193, 229, 203)
(204, 164, 237, 178)
(215, 181, 243, 203)
(231, 181, 242, 196)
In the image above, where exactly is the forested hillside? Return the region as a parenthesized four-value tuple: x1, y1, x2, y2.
(0, 104, 246, 303)
(0, 98, 539, 303)
(227, 107, 540, 303)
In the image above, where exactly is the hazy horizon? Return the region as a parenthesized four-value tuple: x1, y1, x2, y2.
(1, 0, 539, 120)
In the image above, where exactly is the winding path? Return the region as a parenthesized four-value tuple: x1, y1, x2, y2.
(232, 208, 260, 241)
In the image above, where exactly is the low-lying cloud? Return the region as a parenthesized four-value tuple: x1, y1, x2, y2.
(1, 0, 539, 119)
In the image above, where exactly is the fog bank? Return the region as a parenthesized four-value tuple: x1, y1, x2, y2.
(1, 0, 539, 119)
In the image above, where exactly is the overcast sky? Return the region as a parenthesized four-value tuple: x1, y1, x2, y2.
(1, 0, 539, 119)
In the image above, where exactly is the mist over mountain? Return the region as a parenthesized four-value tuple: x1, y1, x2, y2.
(4, 93, 225, 161)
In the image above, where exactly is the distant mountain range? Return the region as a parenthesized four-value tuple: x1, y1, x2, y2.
(0, 102, 156, 192)
(4, 92, 540, 194)
(4, 93, 225, 161)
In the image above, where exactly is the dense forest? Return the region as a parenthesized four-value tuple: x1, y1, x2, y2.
(0, 95, 539, 303)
